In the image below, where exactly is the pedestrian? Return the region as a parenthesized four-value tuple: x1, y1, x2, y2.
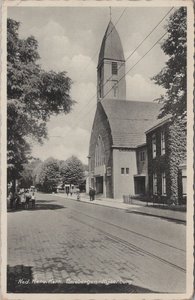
(89, 188, 93, 201)
(31, 192, 36, 209)
(92, 188, 96, 201)
(8, 190, 14, 209)
(15, 192, 20, 210)
(25, 189, 31, 209)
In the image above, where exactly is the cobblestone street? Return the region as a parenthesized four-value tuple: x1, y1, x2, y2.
(7, 193, 186, 293)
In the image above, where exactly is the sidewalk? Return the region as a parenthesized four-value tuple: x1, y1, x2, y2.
(54, 193, 186, 223)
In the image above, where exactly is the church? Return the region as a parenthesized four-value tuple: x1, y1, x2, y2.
(88, 20, 162, 199)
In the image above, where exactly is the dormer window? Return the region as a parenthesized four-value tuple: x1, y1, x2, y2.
(112, 62, 118, 75)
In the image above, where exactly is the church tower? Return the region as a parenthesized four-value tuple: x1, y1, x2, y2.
(97, 21, 126, 101)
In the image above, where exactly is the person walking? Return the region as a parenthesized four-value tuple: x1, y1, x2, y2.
(93, 188, 96, 201)
(91, 188, 95, 201)
(31, 192, 36, 209)
(8, 190, 14, 209)
(89, 188, 93, 201)
(25, 189, 31, 209)
(66, 186, 69, 197)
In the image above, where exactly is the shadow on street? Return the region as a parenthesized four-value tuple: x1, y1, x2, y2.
(7, 265, 157, 294)
(8, 201, 66, 212)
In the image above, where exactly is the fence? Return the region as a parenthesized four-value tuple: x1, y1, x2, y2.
(123, 195, 133, 204)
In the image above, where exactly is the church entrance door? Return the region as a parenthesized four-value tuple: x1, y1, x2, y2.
(96, 176, 103, 194)
(134, 176, 145, 195)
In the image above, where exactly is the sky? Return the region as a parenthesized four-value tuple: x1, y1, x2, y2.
(8, 5, 175, 164)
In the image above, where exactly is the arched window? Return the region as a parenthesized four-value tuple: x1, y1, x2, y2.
(95, 136, 105, 167)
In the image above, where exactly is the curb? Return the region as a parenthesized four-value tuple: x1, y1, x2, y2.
(52, 194, 128, 212)
(127, 209, 186, 224)
(52, 193, 186, 223)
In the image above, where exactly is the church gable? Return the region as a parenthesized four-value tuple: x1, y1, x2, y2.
(89, 102, 113, 172)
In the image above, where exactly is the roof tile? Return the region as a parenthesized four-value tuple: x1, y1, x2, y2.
(101, 98, 162, 148)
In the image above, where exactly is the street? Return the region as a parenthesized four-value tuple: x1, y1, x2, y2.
(7, 193, 186, 293)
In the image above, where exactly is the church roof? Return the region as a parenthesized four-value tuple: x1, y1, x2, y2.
(98, 21, 125, 67)
(101, 99, 163, 148)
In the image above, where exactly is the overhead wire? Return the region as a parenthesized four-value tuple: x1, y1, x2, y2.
(79, 8, 128, 76)
(102, 31, 169, 101)
(56, 8, 128, 130)
(72, 30, 169, 129)
(70, 7, 174, 122)
(51, 29, 169, 138)
(99, 7, 174, 93)
(49, 8, 174, 138)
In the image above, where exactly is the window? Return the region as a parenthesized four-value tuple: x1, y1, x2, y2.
(182, 176, 187, 195)
(140, 151, 145, 161)
(95, 136, 105, 167)
(112, 62, 118, 75)
(121, 168, 129, 175)
(153, 173, 157, 195)
(161, 130, 165, 155)
(152, 134, 156, 158)
(111, 80, 118, 98)
(161, 172, 166, 195)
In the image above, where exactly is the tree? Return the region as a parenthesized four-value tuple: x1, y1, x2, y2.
(152, 7, 187, 120)
(7, 19, 75, 187)
(35, 158, 61, 192)
(60, 156, 85, 186)
(19, 158, 42, 188)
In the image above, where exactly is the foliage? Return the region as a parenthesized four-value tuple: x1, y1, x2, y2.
(152, 7, 187, 120)
(7, 18, 75, 184)
(19, 159, 42, 188)
(60, 156, 85, 186)
(167, 119, 186, 204)
(34, 158, 61, 192)
(147, 119, 186, 205)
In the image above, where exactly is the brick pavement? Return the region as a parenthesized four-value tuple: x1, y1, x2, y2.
(7, 194, 186, 293)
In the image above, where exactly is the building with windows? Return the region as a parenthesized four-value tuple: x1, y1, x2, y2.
(146, 117, 186, 205)
(88, 20, 186, 202)
(88, 21, 162, 199)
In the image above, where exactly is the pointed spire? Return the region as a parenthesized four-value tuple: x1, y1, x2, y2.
(109, 7, 112, 22)
(98, 21, 125, 66)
